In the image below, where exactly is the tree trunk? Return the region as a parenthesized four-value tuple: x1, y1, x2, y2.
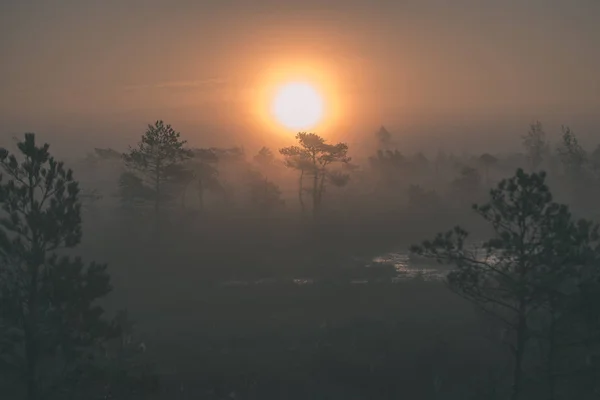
(24, 178, 41, 400)
(298, 170, 305, 216)
(154, 161, 161, 220)
(25, 341, 37, 400)
(511, 305, 528, 400)
(546, 299, 557, 400)
(25, 262, 40, 400)
(317, 170, 326, 207)
(312, 171, 319, 220)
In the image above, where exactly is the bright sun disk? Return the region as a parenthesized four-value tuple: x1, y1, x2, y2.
(271, 82, 324, 130)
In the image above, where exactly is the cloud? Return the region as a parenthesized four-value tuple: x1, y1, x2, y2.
(123, 78, 227, 91)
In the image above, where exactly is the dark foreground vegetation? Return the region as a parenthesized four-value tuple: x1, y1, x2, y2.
(2, 122, 600, 399)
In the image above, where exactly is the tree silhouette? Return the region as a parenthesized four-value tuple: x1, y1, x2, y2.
(529, 219, 600, 400)
(207, 146, 247, 208)
(412, 169, 599, 400)
(374, 126, 393, 150)
(213, 146, 246, 163)
(117, 171, 155, 214)
(279, 133, 350, 219)
(368, 150, 405, 189)
(187, 148, 221, 214)
(123, 120, 192, 219)
(80, 148, 122, 170)
(590, 144, 600, 173)
(0, 133, 114, 400)
(522, 121, 549, 171)
(252, 146, 282, 186)
(247, 170, 285, 215)
(556, 126, 587, 177)
(253, 147, 275, 169)
(369, 150, 404, 170)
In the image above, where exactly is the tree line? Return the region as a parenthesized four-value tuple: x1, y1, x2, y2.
(2, 119, 600, 398)
(412, 168, 600, 399)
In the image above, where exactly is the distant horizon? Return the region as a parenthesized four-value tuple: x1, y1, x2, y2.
(3, 109, 599, 161)
(2, 1, 599, 153)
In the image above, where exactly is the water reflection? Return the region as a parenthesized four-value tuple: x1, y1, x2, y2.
(221, 251, 448, 287)
(371, 252, 448, 281)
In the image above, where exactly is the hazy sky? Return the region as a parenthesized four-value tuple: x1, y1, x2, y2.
(1, 0, 599, 152)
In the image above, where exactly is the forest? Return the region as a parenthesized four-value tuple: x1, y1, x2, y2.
(1, 121, 600, 399)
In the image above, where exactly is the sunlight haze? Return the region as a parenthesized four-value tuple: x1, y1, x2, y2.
(3, 1, 600, 398)
(1, 0, 599, 151)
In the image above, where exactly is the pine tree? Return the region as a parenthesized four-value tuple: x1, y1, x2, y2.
(0, 133, 113, 399)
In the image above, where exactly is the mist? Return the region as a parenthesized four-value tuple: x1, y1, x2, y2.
(2, 1, 600, 399)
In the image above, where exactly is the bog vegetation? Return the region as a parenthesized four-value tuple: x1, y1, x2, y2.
(1, 121, 600, 399)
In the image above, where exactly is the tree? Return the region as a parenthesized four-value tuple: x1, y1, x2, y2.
(522, 121, 549, 171)
(374, 126, 393, 150)
(369, 150, 404, 170)
(206, 147, 247, 207)
(187, 148, 221, 214)
(0, 133, 114, 400)
(79, 148, 122, 171)
(253, 147, 275, 169)
(213, 146, 246, 163)
(590, 144, 600, 174)
(556, 126, 587, 177)
(253, 147, 279, 183)
(123, 120, 192, 219)
(279, 133, 350, 219)
(411, 169, 599, 400)
(521, 213, 599, 399)
(368, 150, 405, 191)
(117, 171, 155, 213)
(247, 170, 285, 215)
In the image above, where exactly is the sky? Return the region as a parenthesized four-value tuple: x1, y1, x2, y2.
(1, 0, 599, 153)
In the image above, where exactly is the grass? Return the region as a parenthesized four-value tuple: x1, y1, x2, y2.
(105, 280, 509, 399)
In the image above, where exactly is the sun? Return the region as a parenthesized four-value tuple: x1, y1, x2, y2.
(271, 82, 324, 130)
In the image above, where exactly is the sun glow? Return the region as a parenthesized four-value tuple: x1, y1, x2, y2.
(250, 59, 342, 136)
(271, 82, 324, 130)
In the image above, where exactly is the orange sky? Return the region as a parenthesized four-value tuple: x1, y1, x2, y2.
(1, 0, 599, 152)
